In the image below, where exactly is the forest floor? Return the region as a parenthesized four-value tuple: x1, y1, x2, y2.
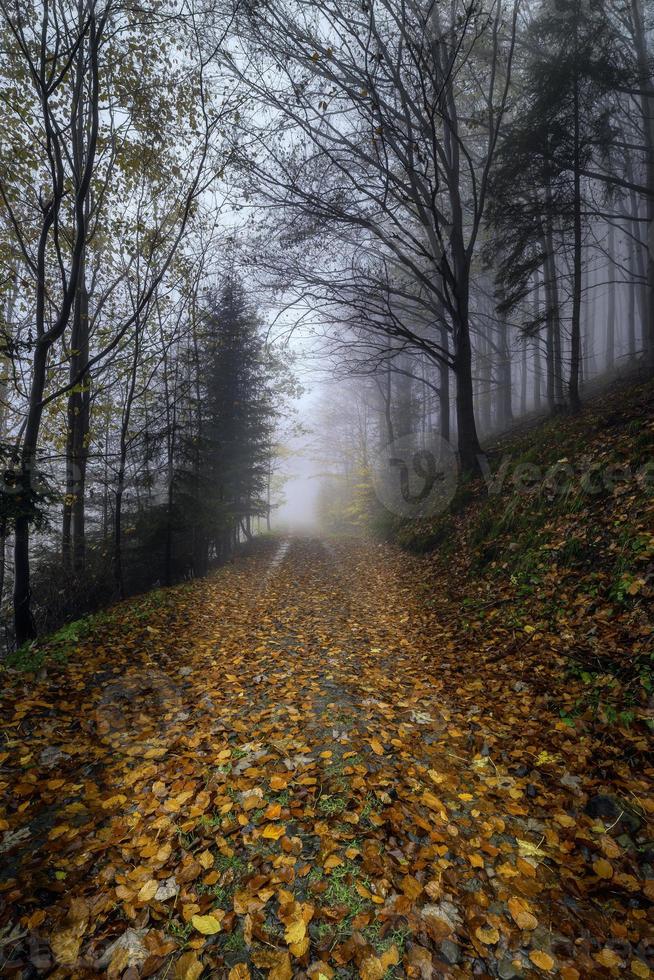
(1, 379, 654, 980)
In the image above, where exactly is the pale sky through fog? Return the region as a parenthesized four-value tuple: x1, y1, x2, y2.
(267, 311, 327, 532)
(274, 384, 323, 530)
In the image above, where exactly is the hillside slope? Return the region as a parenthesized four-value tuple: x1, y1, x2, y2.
(391, 376, 654, 732)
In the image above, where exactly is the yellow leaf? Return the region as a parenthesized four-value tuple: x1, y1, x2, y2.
(228, 966, 250, 980)
(369, 738, 384, 756)
(359, 954, 385, 979)
(48, 824, 70, 840)
(517, 838, 546, 858)
(50, 931, 81, 966)
(289, 935, 310, 958)
(198, 850, 214, 869)
(137, 879, 159, 902)
(380, 945, 399, 970)
(594, 948, 622, 968)
(475, 926, 499, 945)
(101, 794, 127, 809)
(529, 950, 555, 971)
(284, 919, 306, 946)
(631, 960, 650, 978)
(268, 951, 292, 980)
(262, 823, 286, 840)
(593, 858, 613, 879)
(191, 913, 223, 935)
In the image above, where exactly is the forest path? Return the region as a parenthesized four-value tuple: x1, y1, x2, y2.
(0, 537, 651, 978)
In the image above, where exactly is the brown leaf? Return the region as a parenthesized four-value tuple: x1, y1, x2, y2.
(174, 952, 204, 980)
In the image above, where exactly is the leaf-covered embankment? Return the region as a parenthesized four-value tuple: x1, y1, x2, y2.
(391, 376, 654, 732)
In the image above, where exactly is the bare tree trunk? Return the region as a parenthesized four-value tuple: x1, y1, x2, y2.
(439, 324, 450, 443)
(631, 0, 654, 365)
(451, 240, 483, 472)
(0, 278, 16, 612)
(606, 221, 616, 370)
(14, 344, 49, 644)
(63, 260, 90, 570)
(478, 332, 492, 433)
(628, 238, 637, 359)
(568, 45, 583, 412)
(626, 163, 648, 349)
(541, 226, 564, 413)
(114, 325, 140, 599)
(533, 270, 542, 411)
(497, 317, 514, 427)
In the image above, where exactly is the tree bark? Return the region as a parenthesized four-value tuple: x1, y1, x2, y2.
(606, 221, 616, 370)
(631, 0, 654, 365)
(569, 36, 583, 412)
(533, 269, 542, 411)
(63, 262, 90, 570)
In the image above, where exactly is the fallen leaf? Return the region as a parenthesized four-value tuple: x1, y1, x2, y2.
(529, 950, 555, 971)
(191, 913, 223, 935)
(175, 952, 204, 979)
(507, 896, 538, 930)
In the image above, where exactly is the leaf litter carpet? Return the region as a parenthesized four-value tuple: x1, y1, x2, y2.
(0, 538, 652, 978)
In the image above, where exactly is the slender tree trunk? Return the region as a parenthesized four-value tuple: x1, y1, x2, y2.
(478, 332, 492, 432)
(498, 317, 514, 426)
(114, 326, 140, 598)
(382, 363, 395, 445)
(569, 47, 583, 412)
(14, 339, 52, 644)
(632, 0, 654, 365)
(628, 233, 637, 359)
(63, 262, 90, 570)
(438, 323, 450, 443)
(606, 221, 616, 370)
(450, 239, 483, 472)
(541, 226, 564, 413)
(627, 164, 648, 349)
(533, 269, 542, 411)
(0, 280, 15, 613)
